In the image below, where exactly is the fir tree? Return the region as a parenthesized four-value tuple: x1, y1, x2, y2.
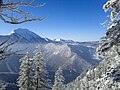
(103, 0, 120, 21)
(62, 0, 120, 90)
(0, 82, 6, 90)
(52, 67, 65, 90)
(17, 53, 33, 90)
(0, 0, 2, 9)
(33, 45, 49, 90)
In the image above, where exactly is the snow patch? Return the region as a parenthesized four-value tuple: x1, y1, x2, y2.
(45, 38, 49, 41)
(54, 39, 61, 42)
(8, 30, 15, 35)
(53, 51, 59, 55)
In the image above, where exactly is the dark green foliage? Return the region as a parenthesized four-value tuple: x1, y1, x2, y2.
(0, 0, 2, 9)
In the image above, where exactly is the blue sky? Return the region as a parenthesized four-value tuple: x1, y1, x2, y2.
(0, 0, 108, 41)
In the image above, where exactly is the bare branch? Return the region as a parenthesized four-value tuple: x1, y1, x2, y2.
(0, 35, 26, 60)
(0, 0, 45, 24)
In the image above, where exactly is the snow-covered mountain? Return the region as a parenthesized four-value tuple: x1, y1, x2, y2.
(0, 28, 99, 85)
(0, 28, 49, 43)
(62, 19, 120, 90)
(53, 39, 77, 44)
(63, 42, 120, 90)
(0, 28, 81, 44)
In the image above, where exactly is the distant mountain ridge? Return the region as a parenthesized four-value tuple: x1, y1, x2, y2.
(1, 28, 97, 45)
(9, 28, 48, 43)
(0, 28, 100, 89)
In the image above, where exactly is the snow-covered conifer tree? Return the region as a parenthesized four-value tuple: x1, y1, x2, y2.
(52, 67, 65, 90)
(92, 0, 120, 89)
(0, 82, 6, 90)
(62, 0, 120, 90)
(17, 53, 33, 90)
(97, 0, 120, 62)
(103, 0, 120, 21)
(33, 45, 49, 90)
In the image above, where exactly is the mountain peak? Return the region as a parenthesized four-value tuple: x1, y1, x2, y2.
(10, 28, 40, 39)
(9, 28, 48, 43)
(9, 28, 29, 34)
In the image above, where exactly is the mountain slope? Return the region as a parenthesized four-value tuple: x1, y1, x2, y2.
(63, 45, 120, 90)
(62, 19, 120, 90)
(0, 28, 49, 43)
(0, 28, 99, 85)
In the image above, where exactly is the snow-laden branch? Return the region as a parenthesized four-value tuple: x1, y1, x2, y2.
(103, 0, 120, 21)
(0, 35, 26, 60)
(0, 0, 45, 24)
